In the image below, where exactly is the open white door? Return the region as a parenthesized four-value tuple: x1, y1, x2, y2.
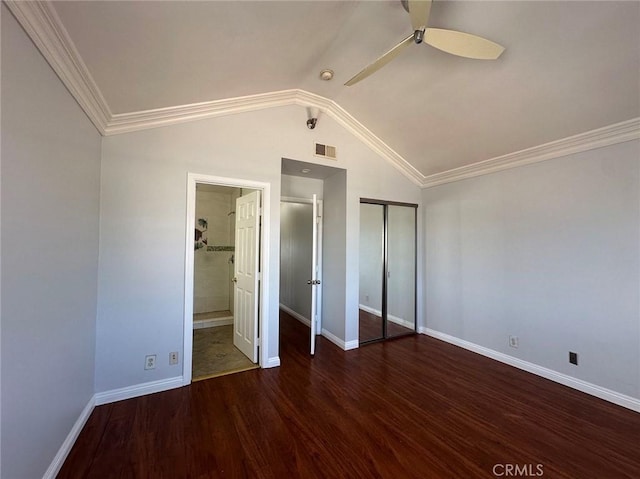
(309, 194, 321, 356)
(233, 190, 261, 362)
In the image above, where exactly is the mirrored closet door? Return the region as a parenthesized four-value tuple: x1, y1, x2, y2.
(359, 199, 417, 344)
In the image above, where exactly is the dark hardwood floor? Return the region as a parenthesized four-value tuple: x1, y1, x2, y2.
(58, 312, 640, 478)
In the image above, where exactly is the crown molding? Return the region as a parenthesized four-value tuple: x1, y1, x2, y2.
(106, 88, 425, 185)
(5, 0, 112, 133)
(422, 117, 640, 188)
(105, 90, 298, 135)
(293, 90, 425, 185)
(6, 1, 423, 185)
(8, 1, 637, 190)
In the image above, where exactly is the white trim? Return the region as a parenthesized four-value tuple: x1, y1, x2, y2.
(422, 118, 640, 188)
(294, 90, 425, 186)
(420, 328, 640, 413)
(106, 90, 296, 135)
(184, 174, 272, 387)
(193, 317, 234, 329)
(10, 1, 638, 191)
(105, 89, 424, 186)
(358, 304, 380, 317)
(184, 177, 197, 384)
(5, 0, 422, 185)
(344, 339, 359, 350)
(95, 377, 183, 406)
(321, 328, 359, 351)
(42, 395, 96, 479)
(387, 315, 414, 330)
(4, 0, 111, 133)
(265, 356, 281, 368)
(280, 303, 310, 327)
(358, 304, 414, 330)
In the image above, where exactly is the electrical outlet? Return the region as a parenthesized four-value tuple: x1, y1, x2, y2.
(509, 335, 519, 348)
(569, 351, 578, 365)
(169, 351, 179, 365)
(144, 354, 156, 370)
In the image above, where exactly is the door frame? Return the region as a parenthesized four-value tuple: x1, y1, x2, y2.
(183, 173, 271, 386)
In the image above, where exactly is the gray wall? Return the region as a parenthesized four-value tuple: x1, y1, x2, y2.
(1, 7, 101, 478)
(98, 104, 421, 392)
(280, 202, 313, 321)
(423, 140, 640, 400)
(321, 170, 348, 342)
(281, 174, 324, 199)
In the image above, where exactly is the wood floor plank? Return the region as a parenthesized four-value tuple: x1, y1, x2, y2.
(57, 403, 113, 479)
(59, 312, 640, 478)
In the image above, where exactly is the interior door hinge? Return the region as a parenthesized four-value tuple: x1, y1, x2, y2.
(256, 337, 261, 347)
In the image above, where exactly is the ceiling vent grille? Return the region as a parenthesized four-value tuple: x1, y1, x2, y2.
(315, 142, 337, 160)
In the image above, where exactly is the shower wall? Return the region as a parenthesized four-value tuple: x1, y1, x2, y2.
(194, 186, 241, 314)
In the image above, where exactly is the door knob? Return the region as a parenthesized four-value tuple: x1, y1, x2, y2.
(232, 277, 237, 283)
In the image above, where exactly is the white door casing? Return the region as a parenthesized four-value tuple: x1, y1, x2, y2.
(315, 199, 323, 336)
(310, 194, 318, 355)
(184, 173, 271, 386)
(234, 190, 261, 362)
(309, 194, 325, 355)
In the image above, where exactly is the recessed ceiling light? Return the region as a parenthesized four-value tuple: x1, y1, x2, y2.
(301, 168, 311, 174)
(319, 69, 334, 81)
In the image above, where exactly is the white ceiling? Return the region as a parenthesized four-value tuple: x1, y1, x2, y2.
(48, 1, 640, 177)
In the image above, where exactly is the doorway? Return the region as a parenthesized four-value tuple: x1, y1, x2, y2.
(191, 184, 257, 380)
(359, 199, 417, 344)
(183, 174, 271, 385)
(280, 158, 344, 356)
(279, 196, 323, 354)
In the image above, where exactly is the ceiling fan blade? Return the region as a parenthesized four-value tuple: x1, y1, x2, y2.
(345, 33, 415, 86)
(424, 28, 505, 60)
(409, 0, 432, 31)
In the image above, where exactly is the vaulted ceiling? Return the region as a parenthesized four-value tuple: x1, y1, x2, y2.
(9, 1, 640, 181)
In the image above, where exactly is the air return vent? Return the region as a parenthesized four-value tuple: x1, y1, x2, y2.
(315, 142, 337, 160)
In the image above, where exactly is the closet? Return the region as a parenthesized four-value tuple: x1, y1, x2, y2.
(358, 199, 417, 344)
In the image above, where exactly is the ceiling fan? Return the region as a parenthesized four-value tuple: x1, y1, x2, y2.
(345, 0, 505, 86)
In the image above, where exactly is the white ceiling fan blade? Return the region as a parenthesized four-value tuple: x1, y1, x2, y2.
(424, 28, 505, 60)
(409, 0, 432, 31)
(345, 33, 414, 86)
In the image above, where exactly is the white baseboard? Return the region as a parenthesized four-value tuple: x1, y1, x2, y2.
(420, 327, 640, 413)
(43, 394, 96, 479)
(358, 304, 414, 330)
(265, 356, 281, 368)
(321, 328, 359, 351)
(344, 339, 359, 350)
(279, 303, 310, 327)
(387, 315, 414, 330)
(358, 304, 380, 316)
(193, 317, 233, 329)
(95, 376, 184, 406)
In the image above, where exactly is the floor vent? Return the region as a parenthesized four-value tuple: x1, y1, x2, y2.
(315, 142, 337, 160)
